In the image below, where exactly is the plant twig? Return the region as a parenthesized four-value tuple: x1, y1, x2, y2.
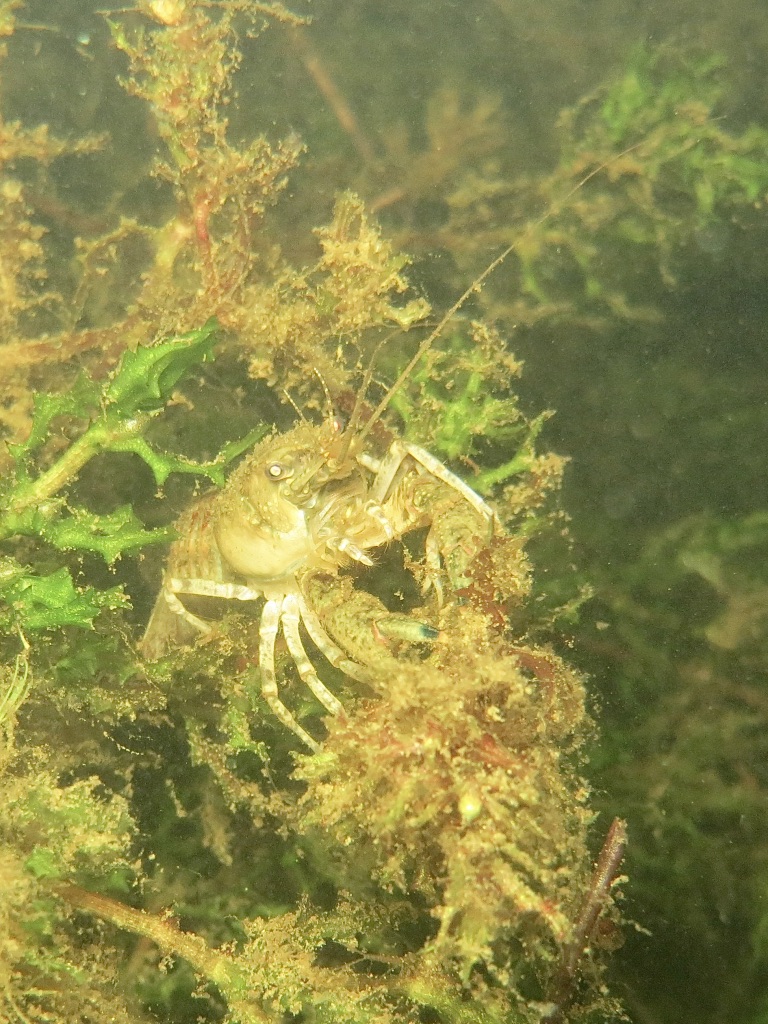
(288, 26, 377, 164)
(542, 817, 628, 1023)
(53, 882, 270, 1023)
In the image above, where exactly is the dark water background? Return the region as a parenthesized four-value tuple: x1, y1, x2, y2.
(3, 1, 768, 1021)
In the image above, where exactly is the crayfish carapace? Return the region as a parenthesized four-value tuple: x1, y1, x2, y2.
(141, 405, 497, 750)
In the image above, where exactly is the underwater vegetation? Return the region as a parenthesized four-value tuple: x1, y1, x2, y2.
(1, 1, 768, 1022)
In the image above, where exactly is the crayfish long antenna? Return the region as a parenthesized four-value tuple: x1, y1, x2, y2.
(356, 242, 516, 446)
(334, 332, 393, 463)
(313, 367, 336, 424)
(356, 141, 646, 447)
(281, 387, 307, 421)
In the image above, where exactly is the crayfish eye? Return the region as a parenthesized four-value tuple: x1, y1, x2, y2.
(265, 462, 291, 481)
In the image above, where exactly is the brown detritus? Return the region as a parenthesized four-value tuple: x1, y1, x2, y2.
(455, 534, 533, 628)
(243, 192, 431, 398)
(503, 452, 567, 519)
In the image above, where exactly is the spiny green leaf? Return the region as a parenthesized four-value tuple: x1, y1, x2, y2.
(111, 424, 267, 487)
(108, 435, 227, 487)
(105, 319, 218, 416)
(0, 321, 222, 526)
(41, 505, 176, 564)
(218, 425, 270, 465)
(7, 374, 101, 463)
(5, 566, 127, 631)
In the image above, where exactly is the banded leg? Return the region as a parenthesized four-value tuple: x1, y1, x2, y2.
(165, 578, 262, 632)
(141, 577, 261, 659)
(258, 597, 319, 752)
(281, 593, 345, 717)
(372, 440, 496, 527)
(164, 591, 214, 635)
(295, 588, 372, 685)
(372, 442, 494, 596)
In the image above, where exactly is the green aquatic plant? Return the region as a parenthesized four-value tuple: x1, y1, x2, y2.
(0, 9, 634, 1024)
(0, 6, 630, 1022)
(383, 42, 768, 328)
(8, 3, 767, 1022)
(0, 310, 618, 1023)
(386, 322, 552, 496)
(0, 323, 226, 636)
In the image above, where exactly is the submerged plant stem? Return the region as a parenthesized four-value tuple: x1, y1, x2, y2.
(543, 817, 628, 1023)
(53, 883, 270, 1024)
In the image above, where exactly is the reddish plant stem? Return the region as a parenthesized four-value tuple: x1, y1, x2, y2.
(542, 817, 628, 1023)
(288, 27, 377, 164)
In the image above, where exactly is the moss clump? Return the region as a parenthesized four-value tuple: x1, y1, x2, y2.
(296, 624, 592, 984)
(27, 4, 768, 1023)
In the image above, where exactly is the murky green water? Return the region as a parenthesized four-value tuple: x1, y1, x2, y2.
(2, 2, 768, 1022)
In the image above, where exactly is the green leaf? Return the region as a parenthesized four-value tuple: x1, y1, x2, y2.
(42, 505, 176, 564)
(5, 566, 127, 631)
(7, 374, 101, 463)
(0, 320, 221, 524)
(25, 847, 62, 881)
(218, 424, 269, 465)
(111, 424, 267, 487)
(105, 319, 218, 416)
(108, 434, 227, 487)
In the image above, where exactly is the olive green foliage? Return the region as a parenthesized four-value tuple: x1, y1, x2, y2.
(333, 32, 768, 1024)
(0, 324, 225, 635)
(387, 322, 552, 495)
(434, 44, 768, 326)
(0, 4, 622, 1023)
(1, 2, 766, 1023)
(0, 301, 599, 1023)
